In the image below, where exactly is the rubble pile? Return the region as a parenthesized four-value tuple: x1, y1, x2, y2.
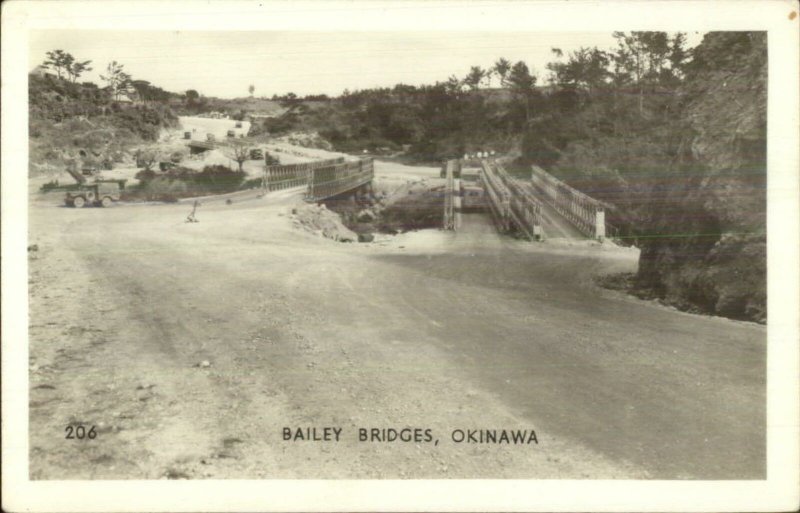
(291, 204, 357, 243)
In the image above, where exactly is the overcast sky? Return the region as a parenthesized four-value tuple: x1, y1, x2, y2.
(30, 30, 705, 98)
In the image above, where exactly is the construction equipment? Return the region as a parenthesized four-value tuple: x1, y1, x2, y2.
(63, 167, 126, 208)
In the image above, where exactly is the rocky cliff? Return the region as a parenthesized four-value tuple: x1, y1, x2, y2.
(636, 32, 767, 322)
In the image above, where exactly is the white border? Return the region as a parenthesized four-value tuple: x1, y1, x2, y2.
(3, 1, 799, 511)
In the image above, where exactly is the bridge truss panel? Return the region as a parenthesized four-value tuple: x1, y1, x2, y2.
(530, 165, 607, 240)
(266, 157, 346, 191)
(306, 158, 374, 201)
(479, 159, 543, 240)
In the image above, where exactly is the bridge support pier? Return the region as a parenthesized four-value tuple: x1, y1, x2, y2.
(595, 209, 606, 241)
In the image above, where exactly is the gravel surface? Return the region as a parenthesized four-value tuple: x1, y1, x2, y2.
(28, 157, 765, 480)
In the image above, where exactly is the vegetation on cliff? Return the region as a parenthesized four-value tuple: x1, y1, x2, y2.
(521, 32, 766, 322)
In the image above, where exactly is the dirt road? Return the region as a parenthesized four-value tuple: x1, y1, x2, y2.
(28, 160, 765, 480)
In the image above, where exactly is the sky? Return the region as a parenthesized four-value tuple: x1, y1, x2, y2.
(30, 30, 706, 99)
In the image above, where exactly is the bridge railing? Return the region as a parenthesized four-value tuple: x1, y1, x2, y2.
(530, 165, 607, 240)
(480, 160, 543, 240)
(266, 157, 346, 191)
(306, 158, 374, 201)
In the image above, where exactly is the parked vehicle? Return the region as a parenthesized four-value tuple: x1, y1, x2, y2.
(65, 181, 126, 208)
(62, 167, 126, 208)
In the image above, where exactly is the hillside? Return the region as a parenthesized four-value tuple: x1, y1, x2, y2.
(27, 33, 767, 322)
(246, 86, 531, 162)
(28, 73, 179, 175)
(191, 96, 287, 119)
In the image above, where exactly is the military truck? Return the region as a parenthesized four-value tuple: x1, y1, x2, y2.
(63, 167, 126, 207)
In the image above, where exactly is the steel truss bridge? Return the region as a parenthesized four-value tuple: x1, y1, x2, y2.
(442, 158, 609, 241)
(262, 157, 374, 201)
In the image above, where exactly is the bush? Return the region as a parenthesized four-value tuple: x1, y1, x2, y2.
(135, 169, 157, 182)
(194, 165, 246, 192)
(265, 152, 280, 166)
(124, 164, 246, 202)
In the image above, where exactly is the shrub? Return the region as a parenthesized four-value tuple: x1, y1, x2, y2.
(265, 152, 280, 165)
(194, 165, 246, 193)
(135, 169, 157, 182)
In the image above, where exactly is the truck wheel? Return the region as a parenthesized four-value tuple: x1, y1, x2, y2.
(73, 196, 86, 208)
(100, 196, 112, 208)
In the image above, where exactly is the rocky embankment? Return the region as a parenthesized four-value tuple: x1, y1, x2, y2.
(635, 33, 767, 323)
(321, 177, 446, 237)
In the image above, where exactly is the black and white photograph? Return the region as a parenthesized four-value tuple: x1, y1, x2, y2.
(2, 1, 798, 511)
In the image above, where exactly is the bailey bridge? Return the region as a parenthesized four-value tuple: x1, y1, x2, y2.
(442, 158, 610, 241)
(264, 157, 375, 202)
(262, 153, 607, 241)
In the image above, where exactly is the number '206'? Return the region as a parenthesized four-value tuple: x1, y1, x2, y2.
(65, 425, 97, 439)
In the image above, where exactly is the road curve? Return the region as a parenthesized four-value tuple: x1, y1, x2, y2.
(373, 213, 764, 478)
(28, 178, 764, 480)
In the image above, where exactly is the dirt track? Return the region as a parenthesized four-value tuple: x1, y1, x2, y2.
(28, 159, 765, 480)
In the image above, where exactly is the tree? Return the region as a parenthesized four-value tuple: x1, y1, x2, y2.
(278, 92, 305, 114)
(493, 57, 512, 87)
(612, 31, 688, 115)
(507, 61, 537, 122)
(185, 89, 201, 107)
(546, 47, 610, 94)
(248, 84, 255, 97)
(131, 80, 152, 102)
(67, 59, 92, 83)
(226, 142, 250, 173)
(444, 75, 463, 96)
(135, 149, 158, 171)
(42, 50, 74, 80)
(667, 33, 689, 81)
(101, 61, 132, 101)
(464, 66, 486, 91)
